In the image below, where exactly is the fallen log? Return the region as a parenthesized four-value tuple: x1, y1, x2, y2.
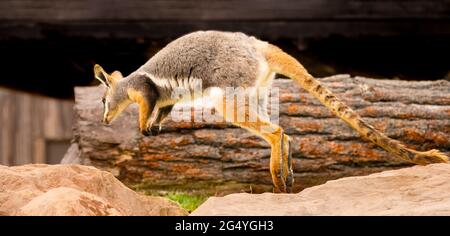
(64, 74, 450, 193)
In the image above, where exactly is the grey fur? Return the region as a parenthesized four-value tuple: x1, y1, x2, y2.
(99, 31, 269, 130)
(143, 31, 263, 87)
(122, 31, 267, 103)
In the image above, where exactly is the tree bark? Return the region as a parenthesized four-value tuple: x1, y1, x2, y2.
(67, 74, 450, 193)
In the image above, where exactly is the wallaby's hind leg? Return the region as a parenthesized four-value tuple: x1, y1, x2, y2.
(258, 98, 294, 193)
(256, 88, 294, 193)
(239, 117, 291, 193)
(277, 130, 293, 193)
(209, 90, 292, 193)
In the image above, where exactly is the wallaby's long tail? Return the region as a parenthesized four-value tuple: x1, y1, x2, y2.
(264, 44, 449, 165)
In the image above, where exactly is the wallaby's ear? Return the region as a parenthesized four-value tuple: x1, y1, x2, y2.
(94, 64, 111, 87)
(111, 70, 123, 80)
(94, 64, 120, 87)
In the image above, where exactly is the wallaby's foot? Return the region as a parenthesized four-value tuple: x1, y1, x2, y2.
(273, 131, 288, 193)
(273, 170, 287, 193)
(286, 139, 294, 193)
(273, 178, 286, 193)
(272, 132, 295, 193)
(411, 149, 450, 165)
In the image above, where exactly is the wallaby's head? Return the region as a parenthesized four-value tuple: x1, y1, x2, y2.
(94, 64, 132, 124)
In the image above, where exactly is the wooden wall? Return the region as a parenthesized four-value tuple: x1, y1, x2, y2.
(0, 88, 73, 165)
(0, 0, 448, 39)
(2, 0, 448, 20)
(0, 0, 448, 97)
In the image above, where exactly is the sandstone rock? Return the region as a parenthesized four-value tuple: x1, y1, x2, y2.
(0, 164, 187, 216)
(18, 187, 122, 216)
(192, 164, 450, 216)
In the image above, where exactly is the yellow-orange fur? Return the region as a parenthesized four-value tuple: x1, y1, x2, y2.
(127, 88, 151, 132)
(212, 96, 292, 193)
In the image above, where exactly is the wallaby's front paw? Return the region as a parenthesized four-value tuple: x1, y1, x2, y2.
(150, 125, 161, 136)
(141, 128, 152, 136)
(141, 125, 161, 137)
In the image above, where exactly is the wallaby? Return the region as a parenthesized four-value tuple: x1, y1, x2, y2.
(94, 30, 449, 193)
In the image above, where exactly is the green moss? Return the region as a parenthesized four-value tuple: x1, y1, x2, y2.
(163, 192, 208, 212)
(127, 181, 271, 212)
(128, 180, 272, 196)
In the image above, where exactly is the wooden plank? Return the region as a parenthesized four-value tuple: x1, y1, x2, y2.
(33, 138, 46, 163)
(31, 98, 45, 163)
(1, 19, 449, 40)
(0, 91, 13, 165)
(61, 101, 75, 138)
(15, 94, 32, 165)
(44, 99, 74, 140)
(1, 0, 448, 39)
(0, 0, 448, 21)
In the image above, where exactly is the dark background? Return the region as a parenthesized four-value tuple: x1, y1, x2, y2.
(0, 0, 449, 98)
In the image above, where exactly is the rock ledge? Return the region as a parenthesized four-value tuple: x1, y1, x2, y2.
(192, 164, 450, 216)
(0, 164, 187, 216)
